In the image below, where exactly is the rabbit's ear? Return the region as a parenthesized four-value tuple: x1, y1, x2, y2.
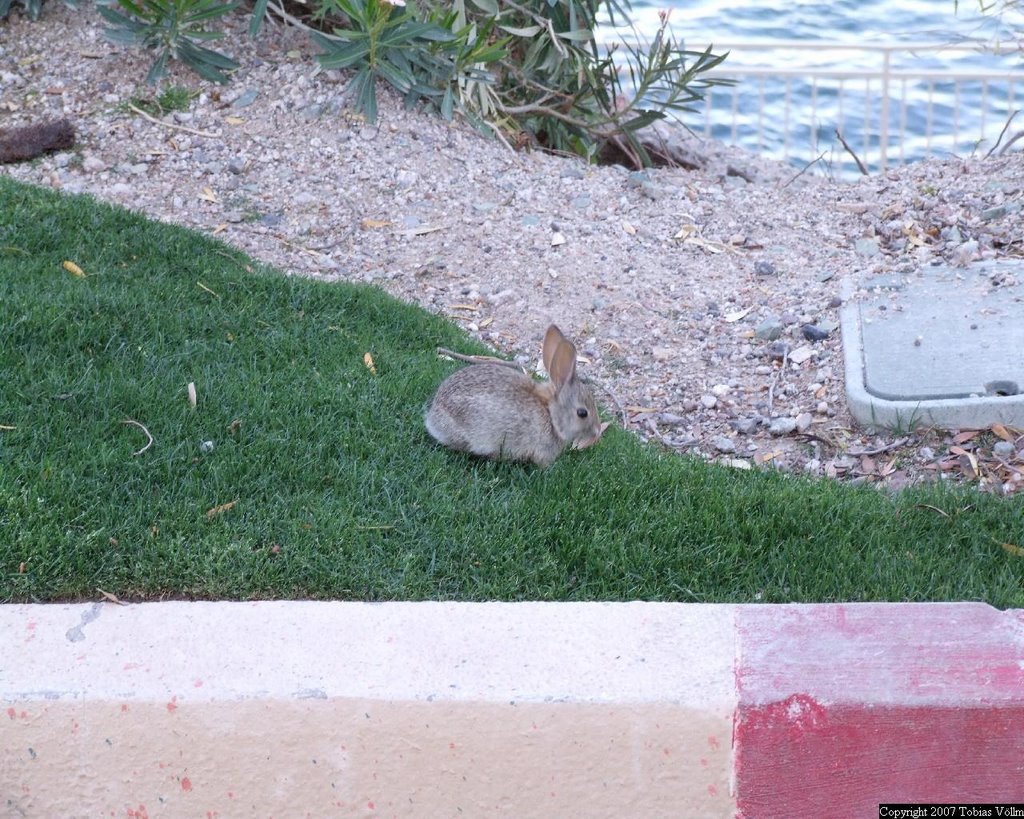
(548, 338, 578, 389)
(542, 324, 566, 372)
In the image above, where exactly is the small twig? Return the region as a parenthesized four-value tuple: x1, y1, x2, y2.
(985, 109, 1019, 158)
(482, 119, 519, 157)
(265, 0, 314, 32)
(999, 129, 1024, 156)
(127, 103, 219, 138)
(846, 437, 909, 457)
(436, 347, 524, 370)
(766, 349, 788, 415)
(121, 418, 154, 456)
(781, 150, 827, 188)
(835, 129, 869, 175)
(795, 431, 837, 449)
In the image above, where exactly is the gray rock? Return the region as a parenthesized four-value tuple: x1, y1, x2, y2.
(854, 237, 881, 257)
(801, 323, 830, 342)
(754, 260, 776, 276)
(766, 341, 791, 361)
(712, 435, 737, 454)
(487, 288, 516, 306)
(700, 394, 718, 409)
(395, 169, 418, 189)
(993, 440, 1016, 458)
(981, 205, 1007, 221)
(755, 318, 784, 341)
(658, 412, 687, 427)
(795, 412, 813, 432)
(227, 158, 246, 175)
(731, 417, 760, 435)
(769, 417, 798, 436)
(232, 89, 259, 108)
(560, 165, 586, 180)
(571, 193, 592, 210)
(626, 171, 651, 188)
(640, 181, 666, 201)
(520, 214, 541, 227)
(82, 156, 106, 173)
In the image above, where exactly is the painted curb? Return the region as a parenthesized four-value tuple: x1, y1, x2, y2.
(2, 602, 1023, 818)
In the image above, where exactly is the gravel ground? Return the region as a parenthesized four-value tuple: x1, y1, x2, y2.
(3, 5, 1023, 491)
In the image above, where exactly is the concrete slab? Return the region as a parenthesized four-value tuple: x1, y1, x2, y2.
(841, 259, 1024, 429)
(1, 601, 737, 818)
(4, 601, 1024, 818)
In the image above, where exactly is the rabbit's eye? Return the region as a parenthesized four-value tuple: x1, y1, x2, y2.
(576, 408, 588, 418)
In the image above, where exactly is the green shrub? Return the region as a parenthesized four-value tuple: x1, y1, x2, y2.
(92, 0, 727, 166)
(0, 0, 75, 21)
(98, 0, 240, 84)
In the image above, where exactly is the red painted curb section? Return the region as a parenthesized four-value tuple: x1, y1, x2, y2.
(734, 603, 1024, 818)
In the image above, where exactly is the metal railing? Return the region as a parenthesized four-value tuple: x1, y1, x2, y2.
(678, 41, 1022, 176)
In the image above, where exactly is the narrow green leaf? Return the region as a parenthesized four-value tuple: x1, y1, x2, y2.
(248, 0, 268, 36)
(556, 28, 594, 43)
(498, 24, 542, 37)
(467, 0, 497, 14)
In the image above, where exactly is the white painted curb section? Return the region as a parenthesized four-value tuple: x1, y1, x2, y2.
(2, 602, 737, 818)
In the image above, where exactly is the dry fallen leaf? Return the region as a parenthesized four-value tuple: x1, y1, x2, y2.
(199, 187, 218, 203)
(205, 500, 237, 520)
(913, 503, 950, 517)
(949, 445, 980, 477)
(62, 259, 86, 278)
(361, 218, 391, 230)
(622, 220, 636, 235)
(991, 423, 1018, 443)
(952, 429, 981, 445)
(0, 424, 15, 431)
(724, 307, 753, 323)
(363, 352, 377, 375)
(999, 542, 1024, 557)
(187, 381, 197, 408)
(97, 588, 127, 606)
(224, 116, 245, 125)
(551, 231, 566, 247)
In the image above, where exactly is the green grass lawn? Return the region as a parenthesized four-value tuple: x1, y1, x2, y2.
(2, 176, 1022, 605)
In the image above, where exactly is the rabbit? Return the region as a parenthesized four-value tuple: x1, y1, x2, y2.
(425, 324, 605, 467)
